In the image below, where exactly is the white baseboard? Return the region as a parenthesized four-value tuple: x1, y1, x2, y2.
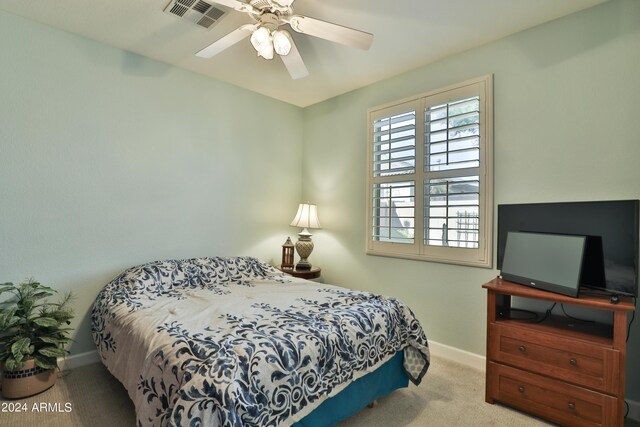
(57, 350, 100, 371)
(428, 340, 486, 372)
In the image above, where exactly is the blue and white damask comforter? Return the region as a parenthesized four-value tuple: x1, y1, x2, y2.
(91, 257, 430, 427)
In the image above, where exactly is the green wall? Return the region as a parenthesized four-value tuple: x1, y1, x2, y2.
(2, 0, 639, 409)
(0, 11, 303, 354)
(302, 0, 640, 402)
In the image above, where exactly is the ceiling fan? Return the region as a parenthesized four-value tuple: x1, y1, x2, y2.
(195, 0, 373, 79)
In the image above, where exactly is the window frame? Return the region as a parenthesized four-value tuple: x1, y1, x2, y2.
(366, 75, 494, 268)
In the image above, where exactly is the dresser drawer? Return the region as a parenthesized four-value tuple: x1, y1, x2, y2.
(488, 362, 617, 427)
(489, 323, 619, 394)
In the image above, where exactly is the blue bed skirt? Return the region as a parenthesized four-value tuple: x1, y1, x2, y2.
(293, 351, 408, 427)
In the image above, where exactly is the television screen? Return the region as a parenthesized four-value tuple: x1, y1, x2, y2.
(498, 200, 639, 297)
(501, 232, 586, 297)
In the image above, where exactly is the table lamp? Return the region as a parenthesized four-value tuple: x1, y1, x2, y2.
(290, 203, 321, 270)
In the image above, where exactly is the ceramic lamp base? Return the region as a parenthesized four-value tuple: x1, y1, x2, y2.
(295, 229, 314, 271)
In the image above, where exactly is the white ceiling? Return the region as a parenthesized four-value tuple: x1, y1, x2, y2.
(0, 0, 608, 107)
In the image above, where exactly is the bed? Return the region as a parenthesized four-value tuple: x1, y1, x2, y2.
(91, 257, 430, 427)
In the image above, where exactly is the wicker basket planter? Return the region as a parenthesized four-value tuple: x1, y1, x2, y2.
(1, 358, 57, 399)
(0, 279, 73, 400)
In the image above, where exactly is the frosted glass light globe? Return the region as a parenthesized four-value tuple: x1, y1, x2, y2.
(272, 30, 292, 56)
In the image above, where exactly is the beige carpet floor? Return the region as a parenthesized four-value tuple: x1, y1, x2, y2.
(1, 355, 637, 426)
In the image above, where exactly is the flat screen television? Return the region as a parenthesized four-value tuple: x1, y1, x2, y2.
(498, 200, 639, 297)
(501, 232, 587, 297)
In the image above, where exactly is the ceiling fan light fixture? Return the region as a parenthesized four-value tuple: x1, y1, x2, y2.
(272, 30, 292, 56)
(195, 0, 372, 80)
(250, 26, 273, 58)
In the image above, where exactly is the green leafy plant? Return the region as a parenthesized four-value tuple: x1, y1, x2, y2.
(0, 279, 74, 371)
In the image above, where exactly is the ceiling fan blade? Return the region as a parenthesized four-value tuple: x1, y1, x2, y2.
(287, 15, 373, 50)
(280, 37, 308, 80)
(196, 24, 257, 58)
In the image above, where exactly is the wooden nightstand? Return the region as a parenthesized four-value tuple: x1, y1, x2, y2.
(279, 266, 321, 280)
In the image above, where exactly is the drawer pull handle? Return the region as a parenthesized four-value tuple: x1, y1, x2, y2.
(518, 386, 525, 393)
(519, 346, 526, 353)
(568, 403, 575, 410)
(569, 359, 577, 366)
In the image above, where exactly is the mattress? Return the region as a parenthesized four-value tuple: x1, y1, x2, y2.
(91, 257, 430, 426)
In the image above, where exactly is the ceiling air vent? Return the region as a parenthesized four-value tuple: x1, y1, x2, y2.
(163, 0, 227, 30)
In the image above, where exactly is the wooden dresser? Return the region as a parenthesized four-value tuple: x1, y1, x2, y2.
(483, 278, 635, 427)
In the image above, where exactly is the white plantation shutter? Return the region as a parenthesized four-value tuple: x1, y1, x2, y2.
(368, 100, 421, 256)
(425, 176, 479, 248)
(372, 111, 416, 177)
(366, 76, 493, 267)
(372, 181, 416, 244)
(424, 95, 481, 249)
(426, 97, 480, 172)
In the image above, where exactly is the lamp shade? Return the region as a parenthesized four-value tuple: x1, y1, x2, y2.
(290, 203, 321, 229)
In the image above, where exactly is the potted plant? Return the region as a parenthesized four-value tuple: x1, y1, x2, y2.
(0, 279, 74, 398)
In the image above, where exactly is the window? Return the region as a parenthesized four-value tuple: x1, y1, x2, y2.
(366, 75, 493, 267)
